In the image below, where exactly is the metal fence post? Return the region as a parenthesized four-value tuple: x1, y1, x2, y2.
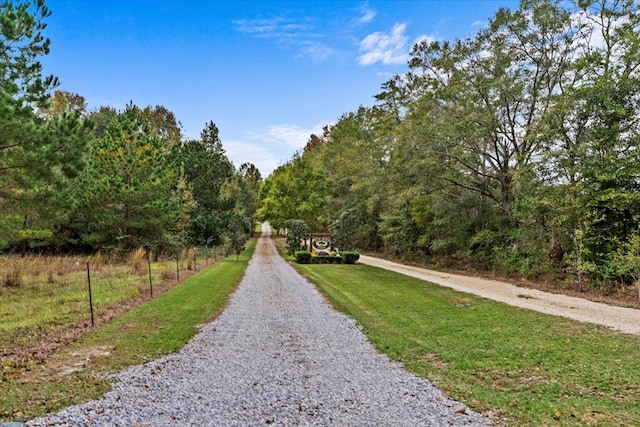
(86, 262, 95, 327)
(147, 249, 153, 298)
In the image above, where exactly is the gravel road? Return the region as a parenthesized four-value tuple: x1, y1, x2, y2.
(27, 224, 490, 427)
(359, 256, 640, 336)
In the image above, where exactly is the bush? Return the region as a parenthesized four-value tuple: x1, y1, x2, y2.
(342, 251, 360, 264)
(295, 250, 312, 264)
(312, 255, 343, 264)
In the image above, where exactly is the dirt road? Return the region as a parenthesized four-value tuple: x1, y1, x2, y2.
(359, 255, 640, 336)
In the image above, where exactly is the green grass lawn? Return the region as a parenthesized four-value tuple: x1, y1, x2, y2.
(0, 239, 256, 423)
(5, 239, 639, 425)
(0, 248, 221, 350)
(293, 261, 640, 426)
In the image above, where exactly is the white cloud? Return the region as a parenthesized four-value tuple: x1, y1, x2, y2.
(232, 17, 310, 37)
(570, 9, 611, 52)
(299, 41, 334, 63)
(224, 139, 281, 178)
(358, 22, 410, 66)
(356, 5, 376, 25)
(254, 123, 325, 150)
(232, 16, 332, 62)
(232, 122, 328, 176)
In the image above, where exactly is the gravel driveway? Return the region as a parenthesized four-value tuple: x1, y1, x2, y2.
(359, 256, 640, 335)
(27, 225, 490, 427)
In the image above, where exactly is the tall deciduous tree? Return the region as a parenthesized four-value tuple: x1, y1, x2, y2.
(287, 0, 640, 286)
(573, 0, 640, 270)
(321, 106, 394, 250)
(258, 150, 328, 233)
(40, 90, 87, 117)
(142, 104, 182, 148)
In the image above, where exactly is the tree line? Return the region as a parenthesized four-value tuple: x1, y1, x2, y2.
(1, 0, 261, 256)
(258, 0, 640, 291)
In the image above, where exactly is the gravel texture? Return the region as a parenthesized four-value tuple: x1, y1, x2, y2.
(27, 225, 490, 426)
(360, 255, 640, 335)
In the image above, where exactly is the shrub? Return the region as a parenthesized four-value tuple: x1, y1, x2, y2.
(295, 250, 312, 264)
(342, 251, 360, 264)
(312, 255, 343, 264)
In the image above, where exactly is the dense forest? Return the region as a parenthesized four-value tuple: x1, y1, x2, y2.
(258, 0, 640, 291)
(5, 0, 640, 292)
(0, 0, 261, 256)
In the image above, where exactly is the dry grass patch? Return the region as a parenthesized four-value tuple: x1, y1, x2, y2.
(0, 240, 255, 423)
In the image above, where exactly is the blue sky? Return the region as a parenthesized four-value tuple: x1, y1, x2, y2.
(41, 0, 519, 177)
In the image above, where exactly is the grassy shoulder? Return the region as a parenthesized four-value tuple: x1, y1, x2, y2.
(0, 238, 256, 423)
(289, 257, 640, 426)
(1, 247, 221, 352)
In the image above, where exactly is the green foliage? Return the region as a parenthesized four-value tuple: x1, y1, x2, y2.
(0, 1, 91, 250)
(0, 0, 56, 106)
(330, 209, 357, 251)
(612, 231, 640, 300)
(321, 106, 393, 251)
(5, 0, 640, 290)
(311, 255, 342, 264)
(72, 103, 179, 252)
(379, 202, 421, 256)
(226, 214, 249, 261)
(258, 152, 329, 232)
(166, 168, 198, 249)
(266, 0, 640, 288)
(294, 250, 312, 264)
(237, 163, 263, 234)
(341, 251, 360, 264)
(178, 121, 235, 246)
(285, 219, 309, 255)
(257, 133, 329, 234)
(0, 3, 261, 256)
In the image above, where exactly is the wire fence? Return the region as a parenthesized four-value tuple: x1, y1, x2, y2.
(0, 245, 231, 350)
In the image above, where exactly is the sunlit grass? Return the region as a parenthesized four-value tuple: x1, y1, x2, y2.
(292, 260, 640, 426)
(0, 248, 222, 350)
(0, 239, 255, 423)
